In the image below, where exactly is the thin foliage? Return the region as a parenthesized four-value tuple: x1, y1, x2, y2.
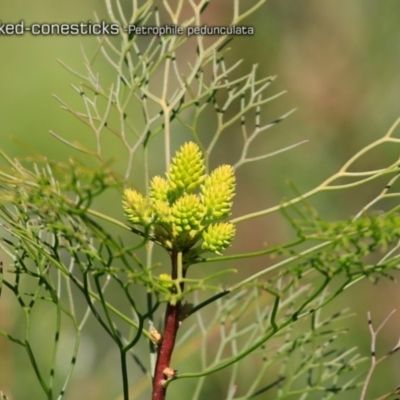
(1, 1, 400, 399)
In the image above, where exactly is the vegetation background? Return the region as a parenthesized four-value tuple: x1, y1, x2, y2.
(0, 0, 399, 399)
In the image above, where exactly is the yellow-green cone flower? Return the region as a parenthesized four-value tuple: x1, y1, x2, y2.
(153, 200, 172, 224)
(150, 176, 170, 203)
(168, 142, 205, 194)
(123, 188, 153, 226)
(122, 143, 236, 257)
(202, 222, 236, 255)
(201, 165, 235, 221)
(171, 193, 204, 234)
(206, 165, 235, 187)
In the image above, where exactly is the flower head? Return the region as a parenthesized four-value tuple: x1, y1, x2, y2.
(171, 193, 204, 234)
(122, 142, 236, 256)
(150, 176, 170, 203)
(201, 165, 235, 221)
(122, 188, 153, 226)
(168, 142, 205, 195)
(202, 222, 236, 255)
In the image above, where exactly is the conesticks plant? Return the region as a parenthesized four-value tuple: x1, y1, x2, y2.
(123, 141, 236, 398)
(1, 1, 400, 400)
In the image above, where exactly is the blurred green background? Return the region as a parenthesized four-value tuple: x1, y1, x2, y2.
(1, 0, 400, 399)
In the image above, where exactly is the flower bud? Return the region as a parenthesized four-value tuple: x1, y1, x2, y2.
(150, 176, 170, 203)
(153, 200, 172, 224)
(159, 273, 174, 289)
(202, 222, 236, 255)
(171, 194, 204, 234)
(168, 142, 205, 194)
(122, 188, 153, 226)
(150, 326, 163, 344)
(201, 165, 235, 221)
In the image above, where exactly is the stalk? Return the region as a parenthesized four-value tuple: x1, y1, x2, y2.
(151, 249, 182, 400)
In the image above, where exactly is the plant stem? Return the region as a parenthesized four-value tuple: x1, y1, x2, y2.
(151, 250, 182, 400)
(120, 350, 129, 400)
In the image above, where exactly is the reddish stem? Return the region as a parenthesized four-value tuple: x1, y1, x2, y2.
(151, 250, 182, 400)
